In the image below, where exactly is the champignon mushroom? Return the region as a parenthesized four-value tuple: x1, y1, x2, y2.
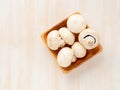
(67, 14, 87, 33)
(72, 42, 87, 58)
(47, 30, 65, 50)
(57, 47, 74, 67)
(78, 28, 99, 50)
(59, 27, 75, 45)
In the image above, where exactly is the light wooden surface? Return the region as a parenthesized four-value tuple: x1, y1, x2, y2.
(0, 0, 120, 90)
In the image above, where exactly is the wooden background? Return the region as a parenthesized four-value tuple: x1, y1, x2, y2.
(0, 0, 120, 90)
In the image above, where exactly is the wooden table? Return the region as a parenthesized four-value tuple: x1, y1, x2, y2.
(0, 0, 120, 90)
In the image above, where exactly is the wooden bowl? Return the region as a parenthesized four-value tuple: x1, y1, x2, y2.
(41, 12, 102, 73)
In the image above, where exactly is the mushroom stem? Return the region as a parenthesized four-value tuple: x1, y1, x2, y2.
(71, 55, 77, 62)
(85, 37, 94, 46)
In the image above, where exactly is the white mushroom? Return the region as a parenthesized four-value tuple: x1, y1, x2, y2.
(67, 14, 87, 33)
(78, 28, 99, 50)
(59, 27, 75, 45)
(47, 30, 65, 50)
(72, 42, 87, 58)
(57, 47, 74, 67)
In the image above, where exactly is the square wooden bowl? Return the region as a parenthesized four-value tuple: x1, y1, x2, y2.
(41, 12, 102, 73)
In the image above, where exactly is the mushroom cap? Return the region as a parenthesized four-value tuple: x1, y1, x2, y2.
(58, 37, 66, 47)
(72, 42, 87, 58)
(78, 28, 99, 49)
(67, 14, 87, 33)
(47, 30, 59, 50)
(57, 47, 73, 67)
(59, 27, 75, 45)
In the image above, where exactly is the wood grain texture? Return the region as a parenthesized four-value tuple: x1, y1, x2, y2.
(0, 0, 120, 90)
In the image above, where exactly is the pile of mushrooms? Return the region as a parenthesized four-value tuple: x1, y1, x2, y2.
(47, 14, 100, 68)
